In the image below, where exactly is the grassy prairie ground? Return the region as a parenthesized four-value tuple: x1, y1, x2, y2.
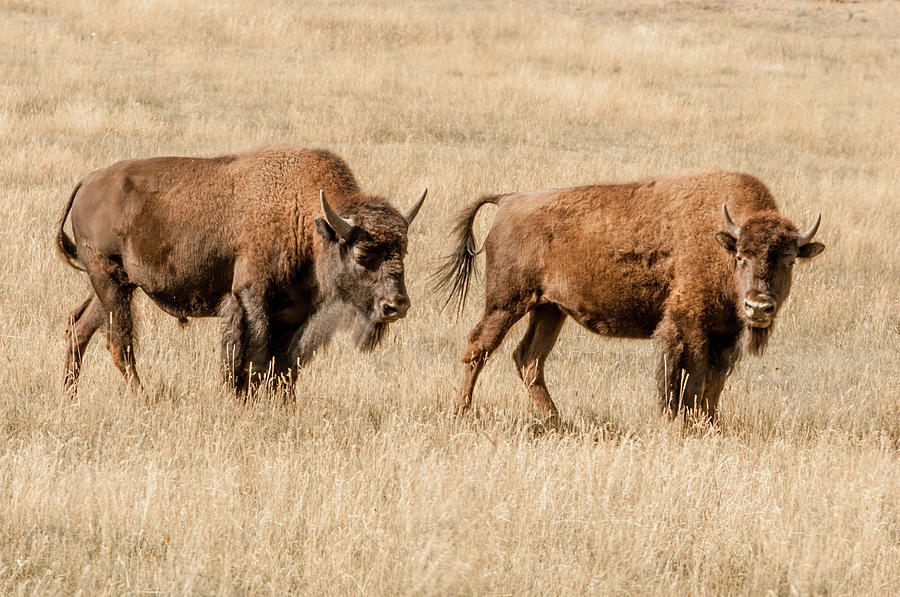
(1, 0, 898, 594)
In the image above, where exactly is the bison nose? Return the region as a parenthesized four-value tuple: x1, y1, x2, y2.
(379, 295, 410, 322)
(744, 297, 776, 327)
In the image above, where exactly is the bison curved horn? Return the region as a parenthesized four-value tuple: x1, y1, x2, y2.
(797, 213, 821, 245)
(320, 190, 353, 239)
(722, 203, 741, 238)
(403, 188, 427, 225)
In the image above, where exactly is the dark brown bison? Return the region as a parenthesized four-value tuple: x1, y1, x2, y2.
(437, 169, 824, 424)
(56, 145, 426, 395)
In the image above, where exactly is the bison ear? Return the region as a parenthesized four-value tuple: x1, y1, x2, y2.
(714, 231, 737, 253)
(797, 241, 825, 259)
(315, 217, 339, 244)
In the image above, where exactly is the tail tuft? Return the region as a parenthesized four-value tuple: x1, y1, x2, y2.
(433, 194, 500, 317)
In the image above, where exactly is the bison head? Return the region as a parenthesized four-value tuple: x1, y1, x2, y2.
(715, 204, 824, 336)
(315, 189, 426, 350)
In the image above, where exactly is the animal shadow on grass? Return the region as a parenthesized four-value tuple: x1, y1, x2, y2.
(142, 378, 191, 407)
(239, 372, 298, 407)
(454, 397, 730, 446)
(539, 412, 640, 445)
(142, 370, 298, 408)
(455, 403, 641, 445)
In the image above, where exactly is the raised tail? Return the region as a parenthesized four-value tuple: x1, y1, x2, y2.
(55, 182, 85, 271)
(433, 194, 501, 316)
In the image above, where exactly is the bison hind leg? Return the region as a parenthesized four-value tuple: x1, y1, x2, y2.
(456, 306, 527, 415)
(512, 303, 566, 425)
(64, 292, 106, 395)
(82, 249, 143, 396)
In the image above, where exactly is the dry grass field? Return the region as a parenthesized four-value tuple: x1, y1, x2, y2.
(2, 0, 899, 594)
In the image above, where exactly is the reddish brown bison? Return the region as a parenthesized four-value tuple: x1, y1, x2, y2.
(437, 169, 824, 424)
(56, 145, 426, 394)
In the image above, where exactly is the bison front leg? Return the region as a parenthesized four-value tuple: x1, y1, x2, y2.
(654, 315, 709, 421)
(285, 301, 344, 372)
(219, 287, 272, 393)
(268, 324, 301, 385)
(656, 350, 709, 421)
(699, 341, 740, 423)
(220, 294, 246, 390)
(698, 370, 727, 424)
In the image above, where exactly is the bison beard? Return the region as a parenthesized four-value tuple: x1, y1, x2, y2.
(745, 324, 772, 357)
(287, 300, 390, 372)
(353, 317, 389, 353)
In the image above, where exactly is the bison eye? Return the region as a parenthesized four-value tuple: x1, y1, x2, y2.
(352, 247, 382, 270)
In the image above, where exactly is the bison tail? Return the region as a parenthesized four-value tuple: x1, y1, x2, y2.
(55, 182, 85, 271)
(433, 194, 500, 317)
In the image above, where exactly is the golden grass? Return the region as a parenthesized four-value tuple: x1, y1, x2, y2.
(1, 0, 898, 594)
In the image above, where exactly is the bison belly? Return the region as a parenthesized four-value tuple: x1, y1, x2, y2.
(126, 248, 234, 320)
(566, 303, 662, 338)
(143, 285, 229, 320)
(545, 259, 668, 339)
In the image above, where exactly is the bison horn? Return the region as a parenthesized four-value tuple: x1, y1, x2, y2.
(722, 203, 741, 238)
(797, 213, 821, 245)
(403, 188, 427, 225)
(320, 190, 353, 239)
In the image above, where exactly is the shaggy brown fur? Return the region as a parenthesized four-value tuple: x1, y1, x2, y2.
(56, 145, 426, 395)
(436, 170, 824, 424)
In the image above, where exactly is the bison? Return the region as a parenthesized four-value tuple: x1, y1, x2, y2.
(437, 170, 824, 424)
(56, 145, 426, 395)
